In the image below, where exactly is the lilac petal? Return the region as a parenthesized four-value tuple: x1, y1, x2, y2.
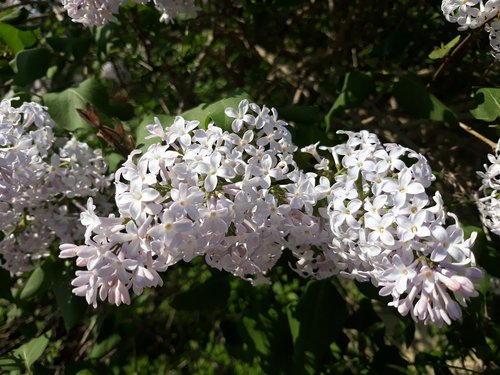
(406, 182, 425, 195)
(430, 246, 447, 262)
(141, 188, 160, 202)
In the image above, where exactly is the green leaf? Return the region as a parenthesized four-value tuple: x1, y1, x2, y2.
(171, 271, 230, 311)
(43, 78, 109, 131)
(0, 355, 23, 371)
(292, 280, 347, 373)
(13, 48, 51, 86)
(182, 90, 251, 130)
(89, 334, 121, 360)
(275, 105, 321, 125)
(240, 316, 271, 356)
(428, 35, 461, 60)
(286, 304, 300, 345)
(47, 261, 86, 333)
(0, 267, 14, 301)
(19, 267, 44, 300)
(470, 88, 500, 122)
(0, 22, 37, 54)
(393, 74, 457, 125)
(13, 332, 50, 371)
(0, 7, 29, 23)
(325, 72, 374, 130)
(135, 114, 174, 152)
(135, 91, 251, 151)
(46, 37, 92, 61)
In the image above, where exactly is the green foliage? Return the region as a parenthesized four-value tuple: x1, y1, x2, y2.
(19, 267, 45, 300)
(13, 47, 51, 86)
(326, 72, 374, 131)
(471, 88, 500, 122)
(0, 22, 37, 54)
(43, 78, 111, 131)
(393, 74, 457, 125)
(428, 35, 461, 60)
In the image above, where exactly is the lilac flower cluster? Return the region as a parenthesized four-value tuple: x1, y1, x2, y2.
(316, 131, 482, 327)
(477, 140, 500, 236)
(0, 99, 111, 272)
(441, 0, 500, 60)
(60, 0, 197, 26)
(60, 100, 482, 326)
(59, 100, 335, 307)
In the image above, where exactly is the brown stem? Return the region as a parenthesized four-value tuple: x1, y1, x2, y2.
(427, 32, 474, 88)
(459, 121, 497, 150)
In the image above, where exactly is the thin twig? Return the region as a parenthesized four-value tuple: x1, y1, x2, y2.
(427, 33, 474, 88)
(459, 121, 497, 150)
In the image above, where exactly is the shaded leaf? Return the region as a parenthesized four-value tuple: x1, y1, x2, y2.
(0, 267, 14, 300)
(19, 267, 44, 300)
(276, 105, 321, 124)
(292, 280, 347, 373)
(393, 74, 457, 125)
(46, 36, 92, 61)
(0, 355, 23, 371)
(46, 261, 86, 332)
(171, 271, 230, 311)
(13, 48, 51, 86)
(470, 88, 500, 122)
(89, 334, 121, 360)
(240, 316, 271, 356)
(326, 72, 374, 130)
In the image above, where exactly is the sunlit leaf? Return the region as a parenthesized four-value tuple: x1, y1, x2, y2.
(13, 332, 50, 371)
(428, 35, 461, 60)
(43, 78, 109, 130)
(470, 88, 500, 122)
(0, 22, 37, 54)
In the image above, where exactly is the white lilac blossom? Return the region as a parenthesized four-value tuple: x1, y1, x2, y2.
(317, 130, 482, 327)
(0, 98, 111, 272)
(59, 99, 482, 327)
(441, 0, 500, 60)
(59, 0, 197, 26)
(60, 100, 339, 307)
(477, 140, 500, 235)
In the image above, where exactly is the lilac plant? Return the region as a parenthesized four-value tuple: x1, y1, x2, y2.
(60, 0, 197, 26)
(477, 140, 500, 236)
(0, 99, 112, 273)
(316, 131, 483, 327)
(441, 0, 500, 59)
(58, 100, 483, 326)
